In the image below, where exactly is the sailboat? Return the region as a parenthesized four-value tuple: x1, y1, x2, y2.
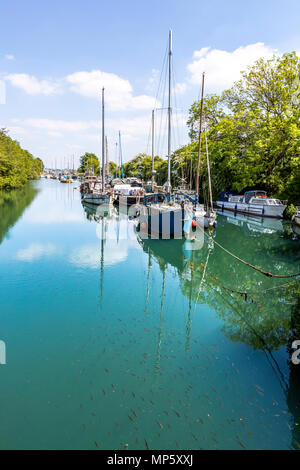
(138, 30, 191, 239)
(82, 88, 111, 205)
(191, 72, 217, 228)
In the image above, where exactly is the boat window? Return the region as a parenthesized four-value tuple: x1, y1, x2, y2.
(251, 198, 266, 204)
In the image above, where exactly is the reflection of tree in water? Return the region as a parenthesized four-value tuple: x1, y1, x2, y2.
(138, 220, 300, 447)
(180, 218, 299, 354)
(138, 219, 300, 355)
(0, 184, 38, 245)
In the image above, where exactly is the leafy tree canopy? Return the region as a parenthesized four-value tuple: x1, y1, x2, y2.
(184, 52, 300, 204)
(0, 128, 43, 190)
(78, 152, 100, 174)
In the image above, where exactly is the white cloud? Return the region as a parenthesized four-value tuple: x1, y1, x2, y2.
(174, 82, 187, 95)
(14, 118, 98, 132)
(146, 68, 160, 92)
(187, 42, 278, 91)
(48, 131, 63, 137)
(107, 115, 151, 136)
(16, 243, 59, 261)
(66, 69, 157, 111)
(7, 125, 28, 135)
(69, 242, 128, 269)
(5, 54, 15, 61)
(5, 73, 62, 95)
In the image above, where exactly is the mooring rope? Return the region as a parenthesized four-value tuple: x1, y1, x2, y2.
(154, 237, 299, 300)
(196, 222, 300, 279)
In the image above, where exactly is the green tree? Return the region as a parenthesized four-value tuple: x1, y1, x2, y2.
(123, 153, 168, 185)
(0, 128, 43, 190)
(186, 52, 300, 203)
(78, 152, 100, 174)
(109, 161, 117, 176)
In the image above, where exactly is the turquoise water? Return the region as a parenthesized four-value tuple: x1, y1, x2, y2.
(0, 179, 299, 450)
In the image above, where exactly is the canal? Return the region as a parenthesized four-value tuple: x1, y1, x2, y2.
(0, 179, 299, 450)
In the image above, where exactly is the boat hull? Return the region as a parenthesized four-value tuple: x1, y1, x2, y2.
(114, 195, 144, 206)
(216, 201, 286, 218)
(293, 214, 300, 227)
(139, 205, 186, 239)
(82, 193, 111, 205)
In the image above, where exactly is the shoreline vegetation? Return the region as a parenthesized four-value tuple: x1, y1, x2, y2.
(0, 128, 43, 190)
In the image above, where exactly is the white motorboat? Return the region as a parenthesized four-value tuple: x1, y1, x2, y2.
(216, 190, 286, 218)
(292, 208, 300, 226)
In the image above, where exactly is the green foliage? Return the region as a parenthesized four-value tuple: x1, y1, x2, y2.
(0, 128, 43, 190)
(109, 161, 117, 175)
(0, 184, 38, 244)
(185, 52, 300, 203)
(285, 204, 297, 219)
(78, 152, 100, 174)
(123, 153, 168, 185)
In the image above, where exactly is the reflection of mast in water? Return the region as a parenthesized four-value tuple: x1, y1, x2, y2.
(145, 248, 152, 315)
(100, 216, 105, 306)
(117, 210, 120, 244)
(155, 266, 166, 375)
(193, 240, 213, 311)
(185, 254, 194, 352)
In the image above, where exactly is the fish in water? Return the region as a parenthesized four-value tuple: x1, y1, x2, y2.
(128, 415, 134, 422)
(174, 410, 181, 418)
(94, 441, 99, 448)
(102, 389, 106, 396)
(156, 421, 163, 429)
(131, 409, 138, 418)
(144, 439, 150, 450)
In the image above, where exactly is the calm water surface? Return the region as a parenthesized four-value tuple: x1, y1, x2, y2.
(0, 179, 299, 450)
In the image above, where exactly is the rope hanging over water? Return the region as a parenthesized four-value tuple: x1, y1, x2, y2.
(156, 238, 299, 299)
(196, 222, 300, 279)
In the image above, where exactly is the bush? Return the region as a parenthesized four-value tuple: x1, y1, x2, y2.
(284, 204, 297, 220)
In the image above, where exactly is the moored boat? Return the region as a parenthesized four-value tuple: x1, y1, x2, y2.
(60, 174, 73, 183)
(292, 208, 300, 226)
(80, 88, 111, 206)
(113, 183, 144, 206)
(136, 31, 190, 239)
(216, 190, 287, 218)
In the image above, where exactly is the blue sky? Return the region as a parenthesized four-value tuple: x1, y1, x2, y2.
(1, 0, 299, 168)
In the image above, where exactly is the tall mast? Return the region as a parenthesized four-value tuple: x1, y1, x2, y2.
(195, 72, 205, 204)
(102, 87, 105, 190)
(167, 29, 172, 194)
(118, 138, 120, 178)
(204, 123, 213, 213)
(115, 142, 118, 178)
(105, 136, 109, 177)
(119, 131, 123, 178)
(151, 109, 155, 192)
